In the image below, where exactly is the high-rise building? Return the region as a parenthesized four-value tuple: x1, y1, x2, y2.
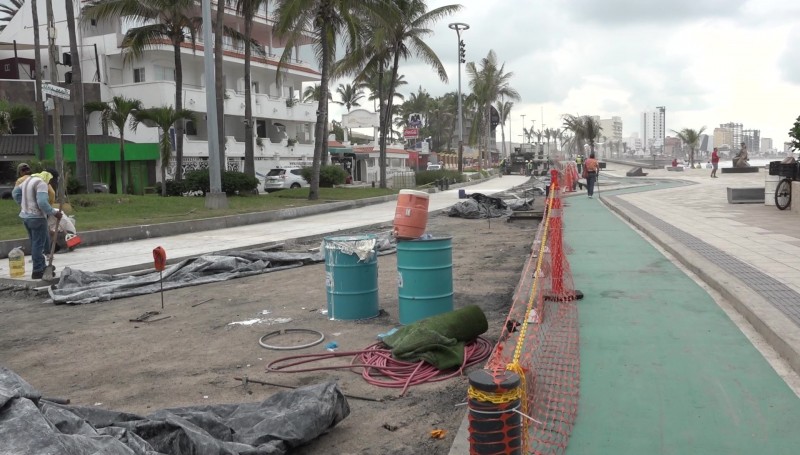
(720, 122, 743, 150)
(742, 129, 761, 154)
(713, 127, 733, 152)
(641, 107, 666, 153)
(761, 138, 773, 154)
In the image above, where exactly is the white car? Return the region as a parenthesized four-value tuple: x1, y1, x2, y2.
(427, 163, 442, 171)
(263, 168, 309, 192)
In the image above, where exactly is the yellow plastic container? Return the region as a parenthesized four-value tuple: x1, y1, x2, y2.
(9, 247, 25, 278)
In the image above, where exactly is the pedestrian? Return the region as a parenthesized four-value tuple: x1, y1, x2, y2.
(710, 148, 720, 177)
(12, 169, 62, 279)
(671, 158, 678, 168)
(576, 154, 583, 174)
(584, 152, 600, 199)
(15, 162, 32, 185)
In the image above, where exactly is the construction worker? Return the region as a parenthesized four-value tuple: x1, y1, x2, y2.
(576, 155, 583, 174)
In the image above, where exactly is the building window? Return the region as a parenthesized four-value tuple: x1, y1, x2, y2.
(3, 63, 10, 72)
(133, 67, 145, 83)
(252, 81, 260, 93)
(154, 65, 175, 81)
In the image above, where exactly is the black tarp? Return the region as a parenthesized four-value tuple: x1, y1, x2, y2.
(0, 366, 350, 455)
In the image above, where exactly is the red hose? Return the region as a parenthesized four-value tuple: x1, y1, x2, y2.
(266, 337, 493, 396)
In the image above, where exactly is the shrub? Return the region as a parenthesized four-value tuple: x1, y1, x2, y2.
(161, 179, 189, 196)
(300, 165, 347, 187)
(176, 169, 259, 196)
(66, 177, 82, 195)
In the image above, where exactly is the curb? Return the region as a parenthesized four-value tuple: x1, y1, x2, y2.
(601, 195, 800, 377)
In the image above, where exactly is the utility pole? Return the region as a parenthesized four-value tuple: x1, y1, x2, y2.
(521, 114, 525, 144)
(202, 0, 227, 208)
(65, 0, 90, 193)
(449, 22, 469, 174)
(45, 0, 64, 201)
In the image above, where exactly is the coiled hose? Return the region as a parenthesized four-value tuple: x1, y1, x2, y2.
(266, 337, 493, 397)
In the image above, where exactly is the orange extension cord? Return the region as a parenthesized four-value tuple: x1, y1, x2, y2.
(266, 337, 493, 397)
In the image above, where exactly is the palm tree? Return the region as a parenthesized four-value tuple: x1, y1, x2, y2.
(274, 0, 386, 199)
(495, 100, 513, 157)
(82, 0, 201, 181)
(333, 83, 365, 112)
(0, 0, 22, 32)
(131, 106, 195, 196)
(302, 84, 332, 103)
(562, 114, 603, 156)
(672, 126, 706, 168)
(358, 70, 407, 110)
(85, 96, 144, 194)
(0, 99, 34, 136)
(65, 0, 91, 193)
(236, 0, 270, 179)
(466, 50, 520, 168)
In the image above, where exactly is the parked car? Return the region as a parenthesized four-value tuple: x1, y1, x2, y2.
(93, 182, 110, 193)
(263, 168, 309, 192)
(427, 163, 442, 171)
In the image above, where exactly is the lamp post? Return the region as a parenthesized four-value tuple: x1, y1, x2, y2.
(202, 0, 227, 208)
(449, 22, 469, 174)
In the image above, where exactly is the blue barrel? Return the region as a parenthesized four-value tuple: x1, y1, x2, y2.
(397, 236, 454, 324)
(324, 235, 379, 320)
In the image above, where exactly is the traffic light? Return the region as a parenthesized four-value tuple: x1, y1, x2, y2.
(459, 40, 465, 63)
(62, 52, 72, 66)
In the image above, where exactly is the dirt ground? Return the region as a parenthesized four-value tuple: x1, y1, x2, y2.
(0, 212, 538, 455)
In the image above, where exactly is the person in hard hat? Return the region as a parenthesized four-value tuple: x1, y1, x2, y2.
(575, 155, 583, 174)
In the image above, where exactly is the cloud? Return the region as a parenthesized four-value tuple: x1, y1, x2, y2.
(562, 0, 747, 25)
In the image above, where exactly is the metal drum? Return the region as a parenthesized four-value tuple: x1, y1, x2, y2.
(397, 236, 454, 324)
(324, 235, 379, 320)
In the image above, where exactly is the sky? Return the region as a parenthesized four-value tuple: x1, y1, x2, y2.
(330, 0, 800, 149)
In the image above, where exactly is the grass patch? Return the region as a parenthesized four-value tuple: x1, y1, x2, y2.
(0, 187, 398, 241)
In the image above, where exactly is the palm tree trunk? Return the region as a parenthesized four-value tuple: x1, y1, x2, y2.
(65, 0, 90, 193)
(377, 61, 386, 189)
(310, 8, 331, 201)
(31, 0, 46, 160)
(173, 39, 184, 180)
(383, 50, 402, 188)
(243, 16, 254, 178)
(214, 0, 226, 179)
(119, 134, 126, 194)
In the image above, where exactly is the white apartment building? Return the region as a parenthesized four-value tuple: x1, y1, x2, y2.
(641, 106, 666, 153)
(0, 0, 409, 191)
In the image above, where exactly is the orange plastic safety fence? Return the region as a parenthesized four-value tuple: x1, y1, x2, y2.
(474, 176, 580, 455)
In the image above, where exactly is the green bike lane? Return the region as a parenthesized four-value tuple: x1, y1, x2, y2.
(562, 188, 800, 455)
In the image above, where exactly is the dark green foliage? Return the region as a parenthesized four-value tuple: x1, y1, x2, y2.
(66, 177, 82, 195)
(789, 115, 800, 152)
(300, 165, 348, 187)
(164, 170, 259, 196)
(414, 169, 464, 186)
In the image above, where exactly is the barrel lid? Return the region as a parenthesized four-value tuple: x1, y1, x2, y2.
(399, 189, 429, 198)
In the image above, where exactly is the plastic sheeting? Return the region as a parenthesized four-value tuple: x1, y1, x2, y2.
(48, 251, 323, 305)
(48, 233, 400, 305)
(0, 366, 350, 455)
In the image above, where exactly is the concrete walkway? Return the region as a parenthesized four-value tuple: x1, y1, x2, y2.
(565, 168, 800, 454)
(0, 176, 531, 281)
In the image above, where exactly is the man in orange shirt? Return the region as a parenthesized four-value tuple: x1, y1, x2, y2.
(584, 153, 600, 198)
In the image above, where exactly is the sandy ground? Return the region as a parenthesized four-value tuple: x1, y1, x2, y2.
(0, 212, 538, 455)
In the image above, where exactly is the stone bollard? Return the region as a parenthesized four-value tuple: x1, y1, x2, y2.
(467, 369, 523, 454)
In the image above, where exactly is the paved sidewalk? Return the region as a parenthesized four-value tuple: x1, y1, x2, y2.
(0, 176, 530, 282)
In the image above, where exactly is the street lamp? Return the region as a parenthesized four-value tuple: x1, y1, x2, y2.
(449, 22, 469, 173)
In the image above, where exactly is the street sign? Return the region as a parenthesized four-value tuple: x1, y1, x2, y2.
(42, 83, 70, 100)
(403, 127, 419, 139)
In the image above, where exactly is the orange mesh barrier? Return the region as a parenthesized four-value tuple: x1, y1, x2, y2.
(469, 168, 581, 455)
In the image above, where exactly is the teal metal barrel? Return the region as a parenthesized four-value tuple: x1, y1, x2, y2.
(397, 236, 454, 324)
(324, 235, 379, 320)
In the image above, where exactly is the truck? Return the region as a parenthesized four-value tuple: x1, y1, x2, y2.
(506, 144, 551, 176)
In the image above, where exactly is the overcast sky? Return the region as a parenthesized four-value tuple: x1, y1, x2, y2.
(333, 0, 800, 148)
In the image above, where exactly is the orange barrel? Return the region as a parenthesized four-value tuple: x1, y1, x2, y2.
(393, 190, 430, 240)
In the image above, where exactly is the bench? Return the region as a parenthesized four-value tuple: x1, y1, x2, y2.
(666, 166, 684, 172)
(727, 187, 765, 204)
(721, 167, 759, 174)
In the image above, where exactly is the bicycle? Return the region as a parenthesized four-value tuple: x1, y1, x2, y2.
(769, 160, 799, 210)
